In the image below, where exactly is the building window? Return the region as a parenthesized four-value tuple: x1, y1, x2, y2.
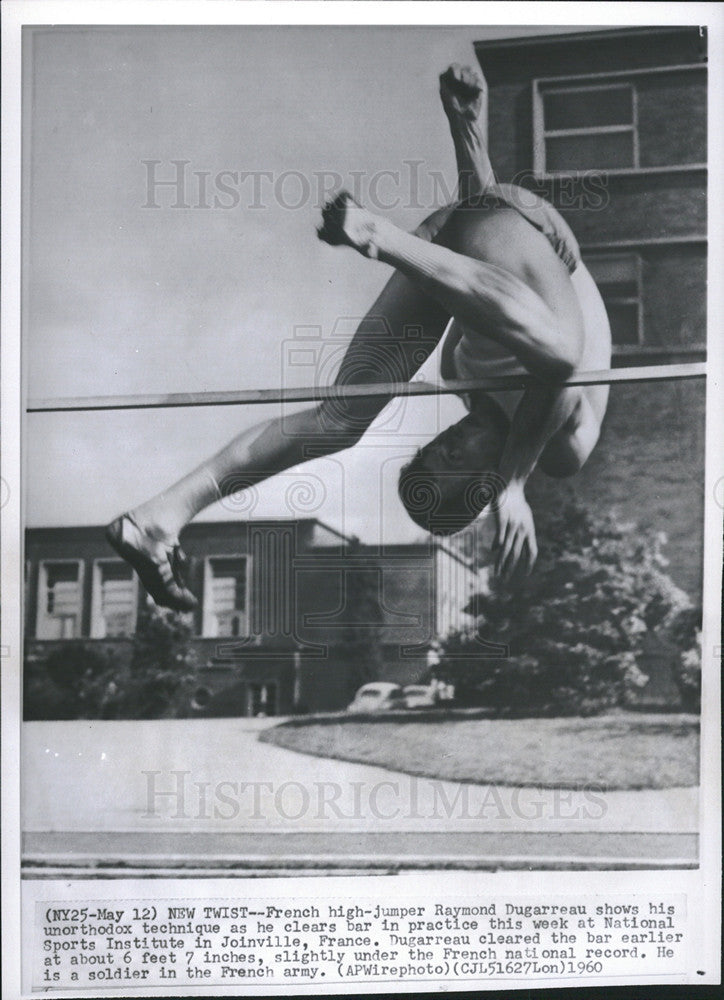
(534, 82, 636, 174)
(91, 560, 138, 638)
(37, 560, 83, 639)
(203, 556, 250, 638)
(585, 253, 643, 346)
(533, 64, 708, 175)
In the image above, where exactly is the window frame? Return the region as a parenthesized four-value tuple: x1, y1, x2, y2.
(534, 81, 638, 175)
(90, 558, 139, 638)
(36, 558, 85, 640)
(531, 63, 706, 178)
(202, 553, 252, 639)
(584, 251, 644, 348)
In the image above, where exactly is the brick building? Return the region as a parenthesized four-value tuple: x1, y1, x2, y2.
(24, 520, 482, 716)
(474, 26, 707, 599)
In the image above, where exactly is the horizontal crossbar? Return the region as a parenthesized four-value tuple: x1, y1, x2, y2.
(26, 362, 707, 414)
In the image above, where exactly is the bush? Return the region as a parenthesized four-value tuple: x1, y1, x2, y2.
(665, 605, 702, 712)
(435, 501, 694, 716)
(24, 643, 122, 720)
(24, 608, 200, 720)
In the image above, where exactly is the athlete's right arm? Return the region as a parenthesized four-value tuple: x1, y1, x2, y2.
(440, 64, 497, 200)
(410, 64, 497, 372)
(410, 64, 496, 244)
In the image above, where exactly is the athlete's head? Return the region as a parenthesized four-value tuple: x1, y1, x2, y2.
(398, 396, 509, 536)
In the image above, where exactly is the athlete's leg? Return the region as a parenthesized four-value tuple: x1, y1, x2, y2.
(128, 271, 449, 544)
(319, 194, 584, 381)
(108, 253, 450, 608)
(109, 77, 495, 614)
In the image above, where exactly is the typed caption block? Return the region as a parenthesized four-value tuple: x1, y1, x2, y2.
(34, 894, 687, 989)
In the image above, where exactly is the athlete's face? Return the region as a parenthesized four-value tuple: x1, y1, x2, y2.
(419, 414, 499, 483)
(398, 411, 508, 535)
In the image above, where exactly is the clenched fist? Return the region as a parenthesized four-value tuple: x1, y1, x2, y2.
(439, 63, 486, 123)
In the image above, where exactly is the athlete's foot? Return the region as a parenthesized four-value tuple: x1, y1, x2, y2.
(439, 63, 486, 125)
(317, 191, 387, 259)
(105, 513, 198, 612)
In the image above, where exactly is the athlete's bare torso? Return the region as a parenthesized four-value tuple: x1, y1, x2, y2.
(441, 203, 585, 340)
(438, 198, 612, 426)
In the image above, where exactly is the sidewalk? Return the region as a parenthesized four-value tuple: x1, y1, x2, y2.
(22, 719, 698, 873)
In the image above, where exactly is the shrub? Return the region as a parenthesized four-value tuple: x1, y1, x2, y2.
(435, 500, 694, 716)
(24, 642, 122, 720)
(665, 605, 702, 712)
(24, 608, 200, 720)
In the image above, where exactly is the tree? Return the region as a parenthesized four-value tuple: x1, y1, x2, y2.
(121, 606, 199, 718)
(435, 500, 695, 716)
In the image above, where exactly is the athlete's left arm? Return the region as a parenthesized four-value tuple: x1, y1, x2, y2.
(491, 384, 581, 577)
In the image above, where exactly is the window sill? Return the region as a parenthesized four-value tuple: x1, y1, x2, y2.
(536, 164, 706, 181)
(581, 236, 706, 251)
(27, 636, 135, 643)
(612, 345, 707, 363)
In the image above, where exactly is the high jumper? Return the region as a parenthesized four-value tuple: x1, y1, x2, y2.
(106, 64, 612, 610)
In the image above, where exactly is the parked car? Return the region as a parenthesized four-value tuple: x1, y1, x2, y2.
(402, 684, 438, 709)
(347, 682, 406, 714)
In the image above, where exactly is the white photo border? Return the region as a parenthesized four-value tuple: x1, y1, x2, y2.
(3, 2, 722, 997)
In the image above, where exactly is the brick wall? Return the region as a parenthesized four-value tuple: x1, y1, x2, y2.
(560, 177, 706, 244)
(528, 379, 705, 600)
(476, 27, 707, 603)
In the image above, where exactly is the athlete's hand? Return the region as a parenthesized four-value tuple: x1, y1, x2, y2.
(439, 64, 486, 123)
(494, 484, 538, 579)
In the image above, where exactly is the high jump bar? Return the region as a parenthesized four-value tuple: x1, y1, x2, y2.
(26, 362, 707, 414)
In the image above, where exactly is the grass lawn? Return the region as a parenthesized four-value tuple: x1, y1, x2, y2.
(260, 712, 699, 790)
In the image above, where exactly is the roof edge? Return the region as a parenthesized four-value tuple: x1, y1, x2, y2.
(309, 519, 356, 545)
(474, 25, 703, 52)
(25, 516, 348, 534)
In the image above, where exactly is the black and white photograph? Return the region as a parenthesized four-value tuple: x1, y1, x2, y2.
(2, 2, 722, 995)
